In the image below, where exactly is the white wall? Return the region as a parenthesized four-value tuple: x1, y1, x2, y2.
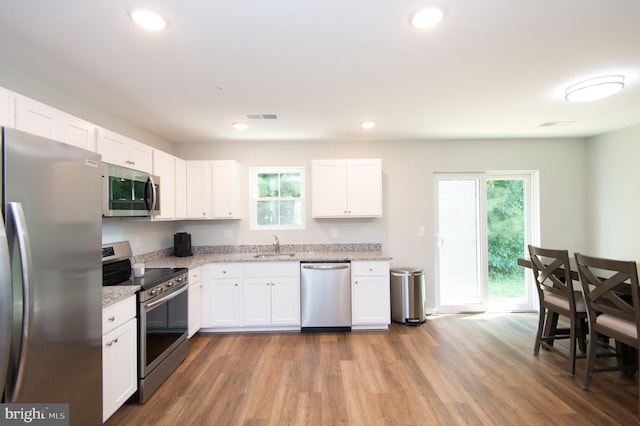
(175, 137, 589, 310)
(0, 59, 173, 153)
(587, 123, 640, 259)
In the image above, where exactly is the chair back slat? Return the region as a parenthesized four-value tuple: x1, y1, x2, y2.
(529, 245, 575, 305)
(574, 253, 640, 328)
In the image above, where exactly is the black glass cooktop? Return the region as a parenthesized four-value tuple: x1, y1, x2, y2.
(103, 265, 187, 289)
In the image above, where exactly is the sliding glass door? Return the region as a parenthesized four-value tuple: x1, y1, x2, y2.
(435, 172, 536, 313)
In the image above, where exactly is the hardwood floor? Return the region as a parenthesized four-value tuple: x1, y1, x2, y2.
(106, 313, 638, 425)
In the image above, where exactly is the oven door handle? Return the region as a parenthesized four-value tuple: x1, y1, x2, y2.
(145, 284, 189, 310)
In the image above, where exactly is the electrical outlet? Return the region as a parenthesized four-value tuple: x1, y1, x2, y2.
(134, 235, 141, 248)
(331, 228, 338, 239)
(223, 230, 233, 239)
(418, 226, 425, 237)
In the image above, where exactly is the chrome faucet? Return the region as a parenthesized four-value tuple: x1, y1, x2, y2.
(272, 234, 281, 254)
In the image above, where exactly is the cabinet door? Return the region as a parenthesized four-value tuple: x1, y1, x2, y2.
(174, 158, 187, 219)
(212, 160, 240, 219)
(188, 281, 202, 337)
(186, 161, 212, 218)
(103, 318, 137, 422)
(97, 128, 152, 173)
(209, 278, 242, 327)
(243, 277, 272, 325)
(128, 139, 153, 173)
(347, 159, 382, 217)
(57, 111, 96, 151)
(270, 276, 300, 325)
(311, 160, 348, 217)
(153, 150, 176, 219)
(15, 95, 57, 140)
(352, 275, 390, 325)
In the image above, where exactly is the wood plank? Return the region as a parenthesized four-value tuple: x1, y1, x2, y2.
(106, 313, 637, 425)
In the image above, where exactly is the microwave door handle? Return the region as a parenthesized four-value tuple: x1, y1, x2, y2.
(145, 176, 158, 214)
(0, 211, 13, 393)
(5, 202, 33, 401)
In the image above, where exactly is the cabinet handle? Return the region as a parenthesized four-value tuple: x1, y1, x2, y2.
(106, 337, 119, 347)
(108, 316, 115, 322)
(234, 283, 238, 286)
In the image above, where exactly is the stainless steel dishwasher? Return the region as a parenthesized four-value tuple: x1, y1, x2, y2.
(300, 262, 352, 332)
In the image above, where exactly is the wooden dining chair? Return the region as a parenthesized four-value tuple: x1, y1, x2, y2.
(528, 245, 588, 377)
(574, 253, 640, 423)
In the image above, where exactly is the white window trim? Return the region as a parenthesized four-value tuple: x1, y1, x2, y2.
(249, 166, 306, 230)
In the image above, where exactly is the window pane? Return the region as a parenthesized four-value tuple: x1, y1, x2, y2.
(280, 173, 301, 198)
(257, 200, 278, 225)
(258, 173, 279, 198)
(279, 200, 302, 226)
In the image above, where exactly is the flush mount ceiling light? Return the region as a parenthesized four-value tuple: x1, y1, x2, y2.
(410, 7, 445, 30)
(565, 75, 625, 102)
(361, 121, 376, 129)
(130, 8, 167, 31)
(232, 122, 249, 131)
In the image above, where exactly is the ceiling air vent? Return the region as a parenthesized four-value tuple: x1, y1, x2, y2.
(539, 121, 575, 127)
(246, 113, 278, 120)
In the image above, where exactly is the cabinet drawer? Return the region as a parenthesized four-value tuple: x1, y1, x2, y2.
(103, 295, 136, 335)
(243, 261, 300, 277)
(189, 266, 201, 284)
(351, 261, 389, 277)
(205, 263, 242, 278)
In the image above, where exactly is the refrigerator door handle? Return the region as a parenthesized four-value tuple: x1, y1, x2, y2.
(5, 202, 33, 401)
(0, 212, 13, 394)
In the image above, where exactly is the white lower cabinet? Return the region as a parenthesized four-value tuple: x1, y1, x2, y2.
(199, 260, 389, 332)
(351, 261, 391, 328)
(201, 263, 243, 327)
(188, 267, 202, 337)
(243, 262, 300, 326)
(102, 295, 137, 422)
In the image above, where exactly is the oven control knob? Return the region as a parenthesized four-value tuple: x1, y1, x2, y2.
(166, 281, 174, 288)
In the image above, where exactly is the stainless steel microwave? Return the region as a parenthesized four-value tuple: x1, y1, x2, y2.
(102, 163, 160, 217)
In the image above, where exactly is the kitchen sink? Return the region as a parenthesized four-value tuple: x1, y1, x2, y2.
(252, 253, 296, 259)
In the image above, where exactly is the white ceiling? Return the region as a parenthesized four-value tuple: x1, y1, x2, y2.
(1, 0, 639, 143)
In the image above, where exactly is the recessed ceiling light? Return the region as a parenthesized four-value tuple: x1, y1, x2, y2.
(410, 7, 445, 30)
(232, 122, 249, 131)
(361, 121, 376, 129)
(565, 75, 625, 102)
(130, 8, 167, 31)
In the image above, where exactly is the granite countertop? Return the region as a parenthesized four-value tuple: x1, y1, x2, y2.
(102, 285, 140, 308)
(102, 243, 392, 308)
(142, 250, 392, 269)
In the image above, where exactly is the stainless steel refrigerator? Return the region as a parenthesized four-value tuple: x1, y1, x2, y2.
(0, 127, 103, 425)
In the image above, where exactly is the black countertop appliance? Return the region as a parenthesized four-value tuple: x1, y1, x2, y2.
(173, 232, 193, 257)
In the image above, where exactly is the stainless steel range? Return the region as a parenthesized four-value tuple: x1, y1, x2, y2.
(102, 241, 189, 404)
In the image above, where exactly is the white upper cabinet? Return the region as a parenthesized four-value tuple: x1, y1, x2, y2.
(211, 160, 240, 219)
(174, 158, 187, 219)
(186, 161, 212, 218)
(97, 128, 152, 173)
(14, 95, 97, 151)
(0, 87, 14, 127)
(152, 149, 177, 220)
(57, 111, 97, 151)
(312, 159, 382, 218)
(185, 160, 241, 220)
(14, 95, 56, 139)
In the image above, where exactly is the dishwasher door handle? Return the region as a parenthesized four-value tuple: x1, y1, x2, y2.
(302, 264, 350, 270)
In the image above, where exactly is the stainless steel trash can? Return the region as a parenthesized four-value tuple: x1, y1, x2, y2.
(390, 268, 426, 325)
